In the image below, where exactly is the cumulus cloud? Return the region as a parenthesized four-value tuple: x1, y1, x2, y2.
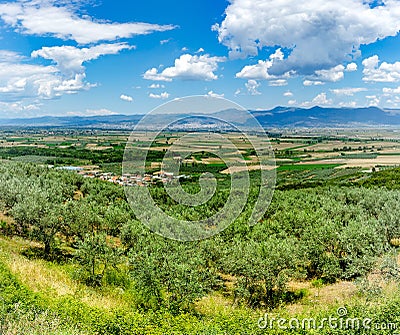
(149, 92, 170, 99)
(366, 95, 380, 106)
(0, 50, 26, 62)
(236, 59, 274, 80)
(301, 92, 332, 107)
(362, 55, 400, 82)
(50, 73, 91, 95)
(346, 63, 358, 72)
(214, 0, 400, 75)
(0, 46, 113, 116)
(0, 100, 43, 116)
(236, 48, 286, 80)
(143, 54, 225, 81)
(303, 80, 324, 86)
(206, 90, 224, 98)
(331, 87, 367, 96)
(0, 0, 176, 44)
(314, 65, 345, 82)
(120, 94, 133, 102)
(22, 43, 135, 104)
(0, 53, 93, 100)
(302, 65, 347, 85)
(32, 43, 133, 75)
(245, 79, 261, 95)
(383, 86, 400, 94)
(283, 91, 293, 97)
(269, 79, 287, 87)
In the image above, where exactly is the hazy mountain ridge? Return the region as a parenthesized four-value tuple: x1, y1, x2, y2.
(251, 106, 400, 127)
(2, 106, 400, 128)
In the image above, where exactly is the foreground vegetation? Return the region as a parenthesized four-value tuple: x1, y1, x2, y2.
(1, 155, 400, 333)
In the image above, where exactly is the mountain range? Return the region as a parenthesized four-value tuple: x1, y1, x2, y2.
(1, 106, 400, 129)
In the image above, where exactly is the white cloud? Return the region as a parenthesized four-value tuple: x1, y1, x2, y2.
(80, 108, 119, 116)
(214, 0, 400, 74)
(245, 79, 261, 95)
(331, 87, 367, 96)
(236, 48, 287, 80)
(236, 59, 274, 80)
(283, 91, 293, 97)
(312, 92, 332, 106)
(346, 63, 358, 72)
(362, 55, 400, 82)
(148, 83, 165, 89)
(143, 54, 225, 81)
(0, 1, 176, 44)
(301, 92, 332, 107)
(32, 43, 133, 75)
(196, 48, 205, 53)
(18, 43, 133, 102)
(269, 79, 287, 86)
(0, 54, 92, 100)
(0, 50, 26, 62)
(0, 100, 42, 115)
(206, 90, 224, 98)
(160, 39, 171, 45)
(366, 95, 380, 106)
(149, 92, 170, 99)
(51, 73, 92, 95)
(288, 99, 297, 105)
(303, 80, 324, 86)
(385, 97, 400, 106)
(383, 86, 400, 94)
(339, 101, 357, 108)
(0, 77, 27, 94)
(303, 65, 347, 86)
(0, 47, 100, 111)
(314, 65, 345, 82)
(120, 94, 133, 102)
(143, 68, 171, 81)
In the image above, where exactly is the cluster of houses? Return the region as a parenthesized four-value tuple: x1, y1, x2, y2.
(59, 166, 189, 186)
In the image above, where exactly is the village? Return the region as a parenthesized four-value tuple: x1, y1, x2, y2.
(56, 165, 189, 187)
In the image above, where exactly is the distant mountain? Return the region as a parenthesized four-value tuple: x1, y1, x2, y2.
(0, 114, 142, 128)
(2, 106, 400, 128)
(251, 106, 400, 127)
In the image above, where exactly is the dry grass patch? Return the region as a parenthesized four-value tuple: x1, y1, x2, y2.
(0, 237, 130, 311)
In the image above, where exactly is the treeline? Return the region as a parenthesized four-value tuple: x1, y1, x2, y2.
(1, 162, 400, 314)
(0, 146, 124, 164)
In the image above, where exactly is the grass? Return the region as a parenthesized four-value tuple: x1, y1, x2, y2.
(2, 234, 400, 334)
(0, 305, 87, 335)
(0, 237, 131, 311)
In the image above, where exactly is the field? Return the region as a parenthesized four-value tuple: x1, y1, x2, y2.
(2, 127, 400, 334)
(3, 128, 400, 173)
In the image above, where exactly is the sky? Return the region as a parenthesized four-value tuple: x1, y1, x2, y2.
(1, 0, 400, 117)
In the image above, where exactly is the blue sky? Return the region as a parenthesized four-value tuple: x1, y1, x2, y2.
(0, 0, 400, 117)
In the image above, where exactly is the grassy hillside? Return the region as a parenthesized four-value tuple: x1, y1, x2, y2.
(1, 162, 400, 334)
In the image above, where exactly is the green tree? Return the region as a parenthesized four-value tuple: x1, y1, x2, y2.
(74, 232, 121, 286)
(127, 234, 216, 314)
